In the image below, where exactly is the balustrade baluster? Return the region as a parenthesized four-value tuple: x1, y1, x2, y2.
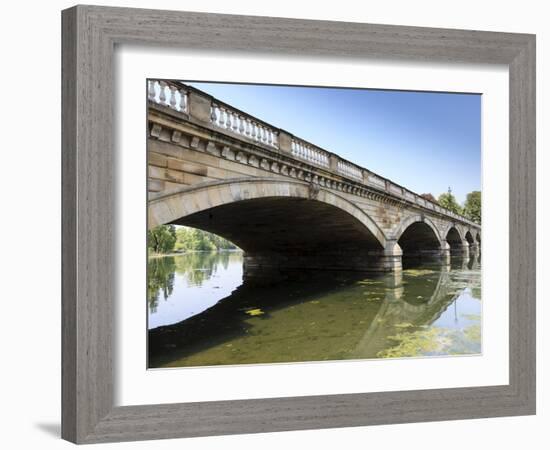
(225, 111, 231, 130)
(169, 85, 177, 109)
(180, 89, 187, 112)
(158, 81, 167, 104)
(239, 116, 245, 134)
(148, 80, 156, 101)
(225, 110, 231, 129)
(210, 104, 218, 124)
(250, 123, 256, 140)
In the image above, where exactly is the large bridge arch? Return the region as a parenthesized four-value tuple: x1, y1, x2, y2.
(149, 178, 395, 273)
(149, 178, 387, 247)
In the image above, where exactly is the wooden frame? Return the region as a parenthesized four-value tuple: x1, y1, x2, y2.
(62, 5, 536, 444)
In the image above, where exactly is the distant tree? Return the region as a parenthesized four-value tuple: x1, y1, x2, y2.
(438, 188, 463, 215)
(147, 225, 177, 254)
(463, 191, 481, 224)
(420, 193, 438, 204)
(174, 226, 238, 251)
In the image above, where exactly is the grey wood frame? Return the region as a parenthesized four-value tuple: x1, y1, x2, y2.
(61, 5, 536, 444)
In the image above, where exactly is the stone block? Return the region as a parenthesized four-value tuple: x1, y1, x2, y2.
(188, 91, 212, 123)
(278, 131, 293, 154)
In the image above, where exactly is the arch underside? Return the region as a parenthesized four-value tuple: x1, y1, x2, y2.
(177, 196, 387, 274)
(397, 220, 442, 261)
(446, 226, 464, 255)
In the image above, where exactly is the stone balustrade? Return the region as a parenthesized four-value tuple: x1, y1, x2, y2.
(210, 102, 278, 148)
(148, 80, 188, 113)
(337, 160, 363, 180)
(291, 138, 330, 168)
(147, 79, 478, 227)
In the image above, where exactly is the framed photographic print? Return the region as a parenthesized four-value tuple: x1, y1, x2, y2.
(62, 5, 536, 444)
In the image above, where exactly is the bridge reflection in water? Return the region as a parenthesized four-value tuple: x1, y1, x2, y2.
(148, 252, 481, 368)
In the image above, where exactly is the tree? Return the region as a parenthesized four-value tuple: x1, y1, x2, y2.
(147, 225, 177, 254)
(438, 188, 462, 215)
(463, 191, 481, 224)
(174, 226, 239, 251)
(420, 193, 438, 204)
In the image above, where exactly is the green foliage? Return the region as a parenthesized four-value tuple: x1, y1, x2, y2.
(148, 225, 177, 254)
(463, 190, 481, 224)
(174, 226, 239, 252)
(437, 190, 463, 215)
(147, 256, 176, 313)
(420, 193, 438, 204)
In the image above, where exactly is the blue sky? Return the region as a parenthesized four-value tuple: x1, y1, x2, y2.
(187, 82, 481, 204)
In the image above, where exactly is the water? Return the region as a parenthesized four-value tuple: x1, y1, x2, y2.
(148, 252, 481, 368)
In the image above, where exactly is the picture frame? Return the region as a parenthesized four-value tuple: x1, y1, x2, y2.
(61, 4, 536, 444)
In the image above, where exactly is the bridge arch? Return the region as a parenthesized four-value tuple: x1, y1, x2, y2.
(393, 214, 441, 242)
(393, 215, 442, 259)
(149, 178, 391, 273)
(441, 223, 467, 255)
(465, 230, 475, 246)
(445, 226, 464, 254)
(150, 178, 387, 247)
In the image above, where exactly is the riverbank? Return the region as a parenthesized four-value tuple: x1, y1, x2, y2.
(148, 249, 243, 259)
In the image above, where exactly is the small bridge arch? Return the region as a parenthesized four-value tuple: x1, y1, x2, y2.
(393, 214, 443, 259)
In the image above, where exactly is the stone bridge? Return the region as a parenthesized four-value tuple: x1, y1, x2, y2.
(147, 80, 481, 274)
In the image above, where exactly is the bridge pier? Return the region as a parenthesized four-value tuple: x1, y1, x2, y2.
(469, 242, 480, 255)
(448, 239, 470, 258)
(242, 241, 403, 281)
(378, 240, 403, 272)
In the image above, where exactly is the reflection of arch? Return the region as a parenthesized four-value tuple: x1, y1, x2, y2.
(351, 268, 459, 358)
(393, 214, 442, 242)
(149, 178, 387, 250)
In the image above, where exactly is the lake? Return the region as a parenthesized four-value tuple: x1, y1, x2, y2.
(148, 251, 481, 368)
